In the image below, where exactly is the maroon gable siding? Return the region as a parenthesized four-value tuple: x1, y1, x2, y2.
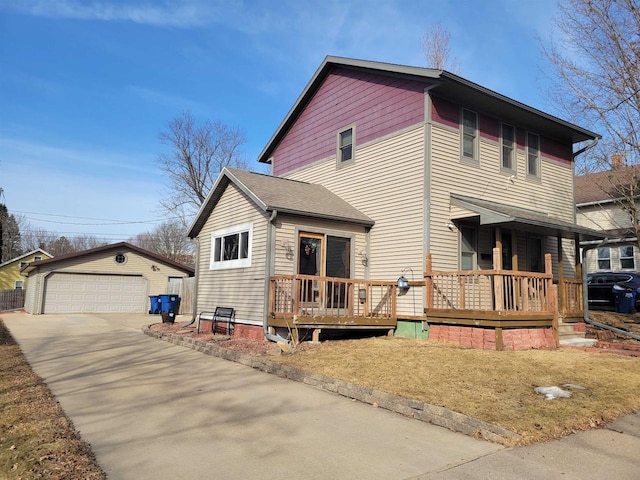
(271, 67, 426, 176)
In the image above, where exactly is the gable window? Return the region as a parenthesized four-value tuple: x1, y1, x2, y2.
(337, 125, 355, 166)
(597, 247, 611, 270)
(114, 253, 127, 264)
(460, 225, 477, 270)
(15, 280, 24, 290)
(34, 256, 42, 262)
(527, 132, 540, 179)
(210, 223, 252, 270)
(501, 123, 515, 172)
(461, 109, 478, 161)
(619, 246, 635, 270)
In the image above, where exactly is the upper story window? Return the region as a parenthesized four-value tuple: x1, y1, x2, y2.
(597, 246, 611, 270)
(527, 132, 540, 179)
(19, 261, 28, 269)
(619, 246, 635, 270)
(337, 125, 355, 167)
(33, 256, 42, 261)
(461, 109, 478, 162)
(210, 223, 253, 270)
(501, 123, 515, 172)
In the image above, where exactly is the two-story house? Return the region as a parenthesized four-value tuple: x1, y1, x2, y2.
(575, 163, 640, 273)
(0, 248, 52, 290)
(189, 56, 603, 349)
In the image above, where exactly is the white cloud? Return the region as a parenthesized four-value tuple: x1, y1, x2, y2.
(2, 0, 214, 27)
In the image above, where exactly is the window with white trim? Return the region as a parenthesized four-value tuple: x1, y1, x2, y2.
(597, 246, 611, 270)
(461, 108, 478, 161)
(337, 125, 355, 166)
(15, 280, 24, 290)
(210, 223, 253, 270)
(619, 245, 635, 270)
(527, 132, 540, 179)
(33, 256, 42, 261)
(501, 123, 515, 172)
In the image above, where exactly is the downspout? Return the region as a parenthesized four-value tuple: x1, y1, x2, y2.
(264, 209, 289, 343)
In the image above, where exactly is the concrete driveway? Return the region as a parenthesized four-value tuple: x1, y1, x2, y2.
(4, 313, 639, 479)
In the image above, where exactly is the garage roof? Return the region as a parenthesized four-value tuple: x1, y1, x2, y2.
(21, 242, 194, 276)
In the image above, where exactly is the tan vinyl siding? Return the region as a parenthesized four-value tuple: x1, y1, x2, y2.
(23, 272, 42, 314)
(584, 244, 640, 273)
(577, 203, 632, 232)
(286, 126, 425, 282)
(196, 183, 269, 324)
(430, 122, 576, 272)
(33, 250, 188, 296)
(273, 215, 367, 279)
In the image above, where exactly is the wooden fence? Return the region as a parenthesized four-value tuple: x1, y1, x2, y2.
(0, 289, 25, 311)
(166, 277, 195, 315)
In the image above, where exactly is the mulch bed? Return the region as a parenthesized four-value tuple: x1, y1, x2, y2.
(148, 321, 277, 355)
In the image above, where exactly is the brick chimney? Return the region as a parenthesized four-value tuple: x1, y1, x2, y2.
(611, 154, 624, 169)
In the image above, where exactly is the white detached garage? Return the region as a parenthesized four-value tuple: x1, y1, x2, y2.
(21, 242, 194, 315)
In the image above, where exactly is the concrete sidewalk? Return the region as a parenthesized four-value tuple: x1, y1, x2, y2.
(4, 313, 639, 479)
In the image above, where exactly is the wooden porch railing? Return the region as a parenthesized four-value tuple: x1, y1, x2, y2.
(269, 274, 397, 321)
(559, 278, 583, 319)
(424, 251, 554, 314)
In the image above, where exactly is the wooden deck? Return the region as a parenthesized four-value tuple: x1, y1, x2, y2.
(268, 250, 583, 347)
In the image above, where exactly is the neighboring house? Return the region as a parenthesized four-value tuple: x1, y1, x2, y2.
(575, 166, 640, 273)
(21, 242, 194, 314)
(189, 56, 603, 349)
(0, 248, 52, 290)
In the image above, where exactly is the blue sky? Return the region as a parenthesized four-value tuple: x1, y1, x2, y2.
(0, 0, 562, 242)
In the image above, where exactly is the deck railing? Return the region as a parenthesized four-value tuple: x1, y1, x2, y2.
(424, 251, 554, 315)
(269, 274, 397, 320)
(559, 278, 583, 317)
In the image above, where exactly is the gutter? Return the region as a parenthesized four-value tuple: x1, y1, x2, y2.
(264, 210, 289, 343)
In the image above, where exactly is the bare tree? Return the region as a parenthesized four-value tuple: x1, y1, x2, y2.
(542, 0, 640, 243)
(422, 22, 460, 73)
(129, 221, 195, 266)
(158, 110, 247, 223)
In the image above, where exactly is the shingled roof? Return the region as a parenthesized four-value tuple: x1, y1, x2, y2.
(575, 166, 640, 205)
(188, 168, 374, 238)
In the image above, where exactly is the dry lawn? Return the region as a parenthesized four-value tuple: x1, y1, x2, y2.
(273, 336, 640, 446)
(0, 320, 105, 479)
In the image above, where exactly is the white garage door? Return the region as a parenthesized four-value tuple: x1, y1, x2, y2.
(43, 273, 147, 314)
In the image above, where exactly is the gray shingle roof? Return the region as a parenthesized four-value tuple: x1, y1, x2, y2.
(188, 168, 373, 238)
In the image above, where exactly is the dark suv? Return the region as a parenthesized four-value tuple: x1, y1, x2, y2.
(586, 272, 640, 309)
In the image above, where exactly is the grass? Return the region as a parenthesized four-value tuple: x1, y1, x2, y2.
(273, 335, 640, 446)
(0, 319, 105, 479)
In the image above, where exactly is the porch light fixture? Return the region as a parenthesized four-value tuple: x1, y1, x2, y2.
(358, 250, 368, 266)
(397, 276, 410, 291)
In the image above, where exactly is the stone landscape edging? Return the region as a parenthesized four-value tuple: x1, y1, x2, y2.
(143, 326, 521, 445)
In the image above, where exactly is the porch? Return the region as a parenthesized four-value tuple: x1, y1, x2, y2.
(268, 249, 584, 349)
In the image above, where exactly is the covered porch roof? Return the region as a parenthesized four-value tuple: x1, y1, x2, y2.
(450, 194, 607, 242)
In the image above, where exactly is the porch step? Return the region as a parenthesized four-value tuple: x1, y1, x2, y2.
(560, 337, 598, 348)
(558, 322, 587, 340)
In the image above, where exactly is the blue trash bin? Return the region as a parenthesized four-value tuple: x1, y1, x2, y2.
(159, 294, 180, 313)
(613, 284, 637, 314)
(149, 295, 161, 314)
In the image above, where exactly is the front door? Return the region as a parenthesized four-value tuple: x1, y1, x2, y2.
(297, 233, 351, 306)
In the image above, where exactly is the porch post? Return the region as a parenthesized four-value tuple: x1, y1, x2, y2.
(495, 227, 503, 269)
(493, 248, 503, 311)
(512, 233, 518, 271)
(425, 253, 433, 309)
(557, 236, 565, 314)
